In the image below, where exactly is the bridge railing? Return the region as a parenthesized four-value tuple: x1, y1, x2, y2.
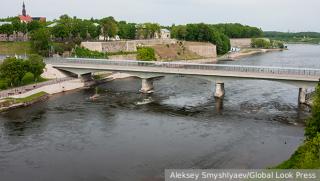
(46, 58, 320, 77)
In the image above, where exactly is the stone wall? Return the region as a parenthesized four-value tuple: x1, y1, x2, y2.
(81, 39, 177, 53)
(230, 38, 252, 48)
(184, 42, 217, 58)
(81, 39, 217, 59)
(0, 32, 29, 42)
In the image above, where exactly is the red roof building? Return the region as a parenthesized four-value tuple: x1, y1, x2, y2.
(19, 15, 33, 23)
(18, 2, 46, 23)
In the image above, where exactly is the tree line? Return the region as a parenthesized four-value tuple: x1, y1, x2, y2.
(1, 15, 264, 56)
(0, 55, 46, 90)
(170, 23, 263, 55)
(264, 31, 320, 38)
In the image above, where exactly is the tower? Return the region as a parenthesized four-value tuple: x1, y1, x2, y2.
(22, 2, 26, 16)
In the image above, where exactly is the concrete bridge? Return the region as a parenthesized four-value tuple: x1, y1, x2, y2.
(46, 58, 320, 104)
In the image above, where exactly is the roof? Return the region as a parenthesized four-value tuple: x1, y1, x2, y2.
(0, 22, 12, 26)
(19, 15, 32, 22)
(47, 22, 57, 28)
(161, 29, 170, 33)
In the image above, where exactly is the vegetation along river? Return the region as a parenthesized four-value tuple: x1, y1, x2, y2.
(0, 44, 319, 180)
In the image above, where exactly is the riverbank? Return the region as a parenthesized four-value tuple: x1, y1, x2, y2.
(219, 48, 285, 61)
(0, 78, 85, 111)
(0, 91, 49, 112)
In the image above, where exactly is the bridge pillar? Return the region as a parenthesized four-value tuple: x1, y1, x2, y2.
(140, 78, 154, 94)
(298, 88, 307, 104)
(214, 82, 225, 98)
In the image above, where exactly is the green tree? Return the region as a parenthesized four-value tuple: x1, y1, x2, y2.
(100, 17, 118, 40)
(27, 20, 42, 32)
(136, 23, 160, 39)
(172, 23, 230, 54)
(0, 79, 8, 90)
(24, 54, 46, 80)
(51, 24, 69, 40)
(136, 47, 156, 61)
(0, 24, 14, 41)
(21, 72, 35, 85)
(251, 38, 271, 48)
(0, 57, 26, 86)
(305, 83, 320, 140)
(30, 28, 51, 56)
(171, 25, 187, 40)
(118, 21, 136, 39)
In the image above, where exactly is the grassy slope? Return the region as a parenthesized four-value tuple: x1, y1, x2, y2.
(152, 44, 203, 61)
(274, 134, 320, 169)
(0, 41, 33, 55)
(9, 91, 48, 103)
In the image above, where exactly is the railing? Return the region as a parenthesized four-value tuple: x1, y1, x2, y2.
(46, 57, 320, 77)
(0, 77, 75, 99)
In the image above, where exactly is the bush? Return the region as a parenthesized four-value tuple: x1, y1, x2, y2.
(136, 47, 156, 61)
(275, 133, 320, 169)
(251, 38, 271, 48)
(275, 83, 320, 169)
(21, 72, 35, 85)
(73, 47, 108, 59)
(305, 84, 320, 140)
(0, 79, 8, 90)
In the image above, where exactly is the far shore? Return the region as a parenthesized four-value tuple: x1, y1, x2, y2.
(218, 48, 285, 61)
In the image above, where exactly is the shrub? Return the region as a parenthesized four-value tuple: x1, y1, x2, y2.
(275, 83, 320, 169)
(73, 47, 108, 59)
(21, 72, 35, 85)
(0, 79, 8, 90)
(276, 133, 320, 169)
(136, 47, 156, 61)
(305, 83, 320, 140)
(251, 38, 271, 48)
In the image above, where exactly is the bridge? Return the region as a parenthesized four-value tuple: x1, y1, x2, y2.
(46, 58, 320, 104)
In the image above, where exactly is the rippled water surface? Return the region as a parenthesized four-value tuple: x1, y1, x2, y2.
(0, 44, 319, 181)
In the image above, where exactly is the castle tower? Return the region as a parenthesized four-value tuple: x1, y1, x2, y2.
(22, 2, 26, 16)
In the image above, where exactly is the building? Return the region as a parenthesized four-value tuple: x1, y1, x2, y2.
(151, 29, 171, 40)
(18, 2, 46, 23)
(160, 29, 171, 39)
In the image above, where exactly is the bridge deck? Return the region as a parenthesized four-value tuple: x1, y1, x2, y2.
(47, 58, 320, 83)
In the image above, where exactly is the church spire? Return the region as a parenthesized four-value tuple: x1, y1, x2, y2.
(22, 2, 27, 16)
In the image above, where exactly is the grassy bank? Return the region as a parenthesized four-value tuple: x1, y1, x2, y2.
(0, 41, 33, 55)
(274, 84, 320, 169)
(0, 91, 48, 111)
(275, 134, 320, 169)
(11, 91, 48, 103)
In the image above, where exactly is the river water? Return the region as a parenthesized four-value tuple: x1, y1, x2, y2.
(0, 44, 319, 181)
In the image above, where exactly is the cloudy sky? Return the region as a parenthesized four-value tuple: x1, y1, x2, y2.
(2, 0, 319, 32)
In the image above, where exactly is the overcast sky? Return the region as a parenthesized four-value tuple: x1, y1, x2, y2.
(2, 0, 319, 32)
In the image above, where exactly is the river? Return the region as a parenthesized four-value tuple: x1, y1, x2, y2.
(0, 44, 319, 181)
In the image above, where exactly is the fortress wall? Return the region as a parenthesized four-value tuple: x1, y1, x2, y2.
(230, 38, 252, 48)
(81, 39, 177, 53)
(185, 43, 217, 58)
